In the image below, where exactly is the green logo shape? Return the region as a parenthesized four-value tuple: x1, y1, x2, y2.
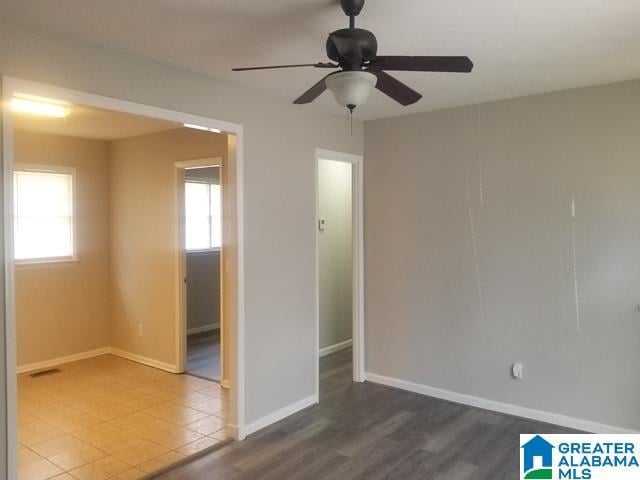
(524, 468, 552, 479)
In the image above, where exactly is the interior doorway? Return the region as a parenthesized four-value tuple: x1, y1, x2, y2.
(318, 159, 354, 356)
(177, 161, 224, 382)
(2, 77, 245, 479)
(315, 149, 365, 400)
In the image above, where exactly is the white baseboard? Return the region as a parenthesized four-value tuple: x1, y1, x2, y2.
(237, 394, 319, 440)
(109, 347, 179, 374)
(187, 324, 220, 336)
(365, 372, 637, 434)
(18, 346, 180, 375)
(17, 347, 111, 374)
(319, 339, 352, 357)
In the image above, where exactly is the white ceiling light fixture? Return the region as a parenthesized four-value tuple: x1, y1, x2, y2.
(10, 96, 69, 118)
(325, 71, 377, 113)
(183, 123, 222, 134)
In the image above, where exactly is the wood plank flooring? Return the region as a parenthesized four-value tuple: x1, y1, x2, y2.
(187, 330, 221, 381)
(154, 348, 575, 480)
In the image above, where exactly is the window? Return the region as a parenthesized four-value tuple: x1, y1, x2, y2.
(185, 181, 221, 251)
(14, 166, 75, 262)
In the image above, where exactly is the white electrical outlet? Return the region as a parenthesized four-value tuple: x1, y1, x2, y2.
(512, 363, 524, 379)
(138, 324, 143, 337)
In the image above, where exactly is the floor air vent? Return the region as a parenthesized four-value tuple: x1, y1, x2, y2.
(30, 368, 61, 377)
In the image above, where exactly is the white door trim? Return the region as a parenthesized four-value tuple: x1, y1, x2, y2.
(1, 76, 247, 479)
(315, 148, 365, 393)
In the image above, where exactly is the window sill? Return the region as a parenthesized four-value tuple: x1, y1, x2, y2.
(15, 257, 79, 268)
(186, 248, 221, 255)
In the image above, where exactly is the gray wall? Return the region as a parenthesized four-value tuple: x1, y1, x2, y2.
(318, 159, 353, 349)
(187, 251, 221, 332)
(0, 18, 363, 451)
(364, 80, 640, 431)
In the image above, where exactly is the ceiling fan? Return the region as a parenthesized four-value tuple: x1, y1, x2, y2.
(233, 0, 473, 112)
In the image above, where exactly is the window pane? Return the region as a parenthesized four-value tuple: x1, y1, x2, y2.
(15, 171, 72, 217)
(14, 170, 74, 260)
(15, 217, 73, 259)
(210, 184, 221, 248)
(185, 182, 211, 250)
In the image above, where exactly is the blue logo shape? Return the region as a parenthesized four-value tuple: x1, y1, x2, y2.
(521, 435, 554, 479)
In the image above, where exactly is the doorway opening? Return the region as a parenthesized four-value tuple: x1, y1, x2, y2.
(315, 149, 365, 401)
(2, 78, 246, 480)
(177, 161, 225, 383)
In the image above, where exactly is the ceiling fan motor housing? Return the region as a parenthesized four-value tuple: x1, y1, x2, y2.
(326, 28, 378, 69)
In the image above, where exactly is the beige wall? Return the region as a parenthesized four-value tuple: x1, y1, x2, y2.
(14, 127, 225, 367)
(109, 128, 227, 365)
(318, 159, 352, 349)
(0, 80, 7, 479)
(14, 130, 111, 366)
(365, 79, 640, 431)
(219, 137, 237, 389)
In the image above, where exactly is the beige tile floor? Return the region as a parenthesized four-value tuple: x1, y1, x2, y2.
(18, 354, 229, 480)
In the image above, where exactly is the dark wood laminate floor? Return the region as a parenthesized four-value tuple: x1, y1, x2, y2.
(187, 330, 221, 381)
(155, 348, 575, 480)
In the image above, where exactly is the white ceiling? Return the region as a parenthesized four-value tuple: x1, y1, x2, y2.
(13, 103, 179, 140)
(2, 0, 640, 120)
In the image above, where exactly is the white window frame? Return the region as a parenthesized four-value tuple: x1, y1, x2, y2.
(13, 163, 78, 266)
(184, 176, 221, 253)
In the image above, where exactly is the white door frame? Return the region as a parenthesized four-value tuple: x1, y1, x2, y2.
(175, 157, 224, 379)
(315, 148, 365, 392)
(1, 77, 247, 479)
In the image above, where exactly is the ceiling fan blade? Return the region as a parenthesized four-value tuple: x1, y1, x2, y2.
(293, 75, 330, 104)
(371, 71, 422, 106)
(372, 56, 473, 73)
(233, 62, 337, 72)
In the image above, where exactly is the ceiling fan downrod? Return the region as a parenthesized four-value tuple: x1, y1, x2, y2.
(341, 0, 364, 29)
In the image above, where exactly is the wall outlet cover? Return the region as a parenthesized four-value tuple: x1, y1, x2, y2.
(512, 363, 523, 379)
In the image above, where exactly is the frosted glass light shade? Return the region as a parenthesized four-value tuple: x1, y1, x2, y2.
(325, 71, 377, 109)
